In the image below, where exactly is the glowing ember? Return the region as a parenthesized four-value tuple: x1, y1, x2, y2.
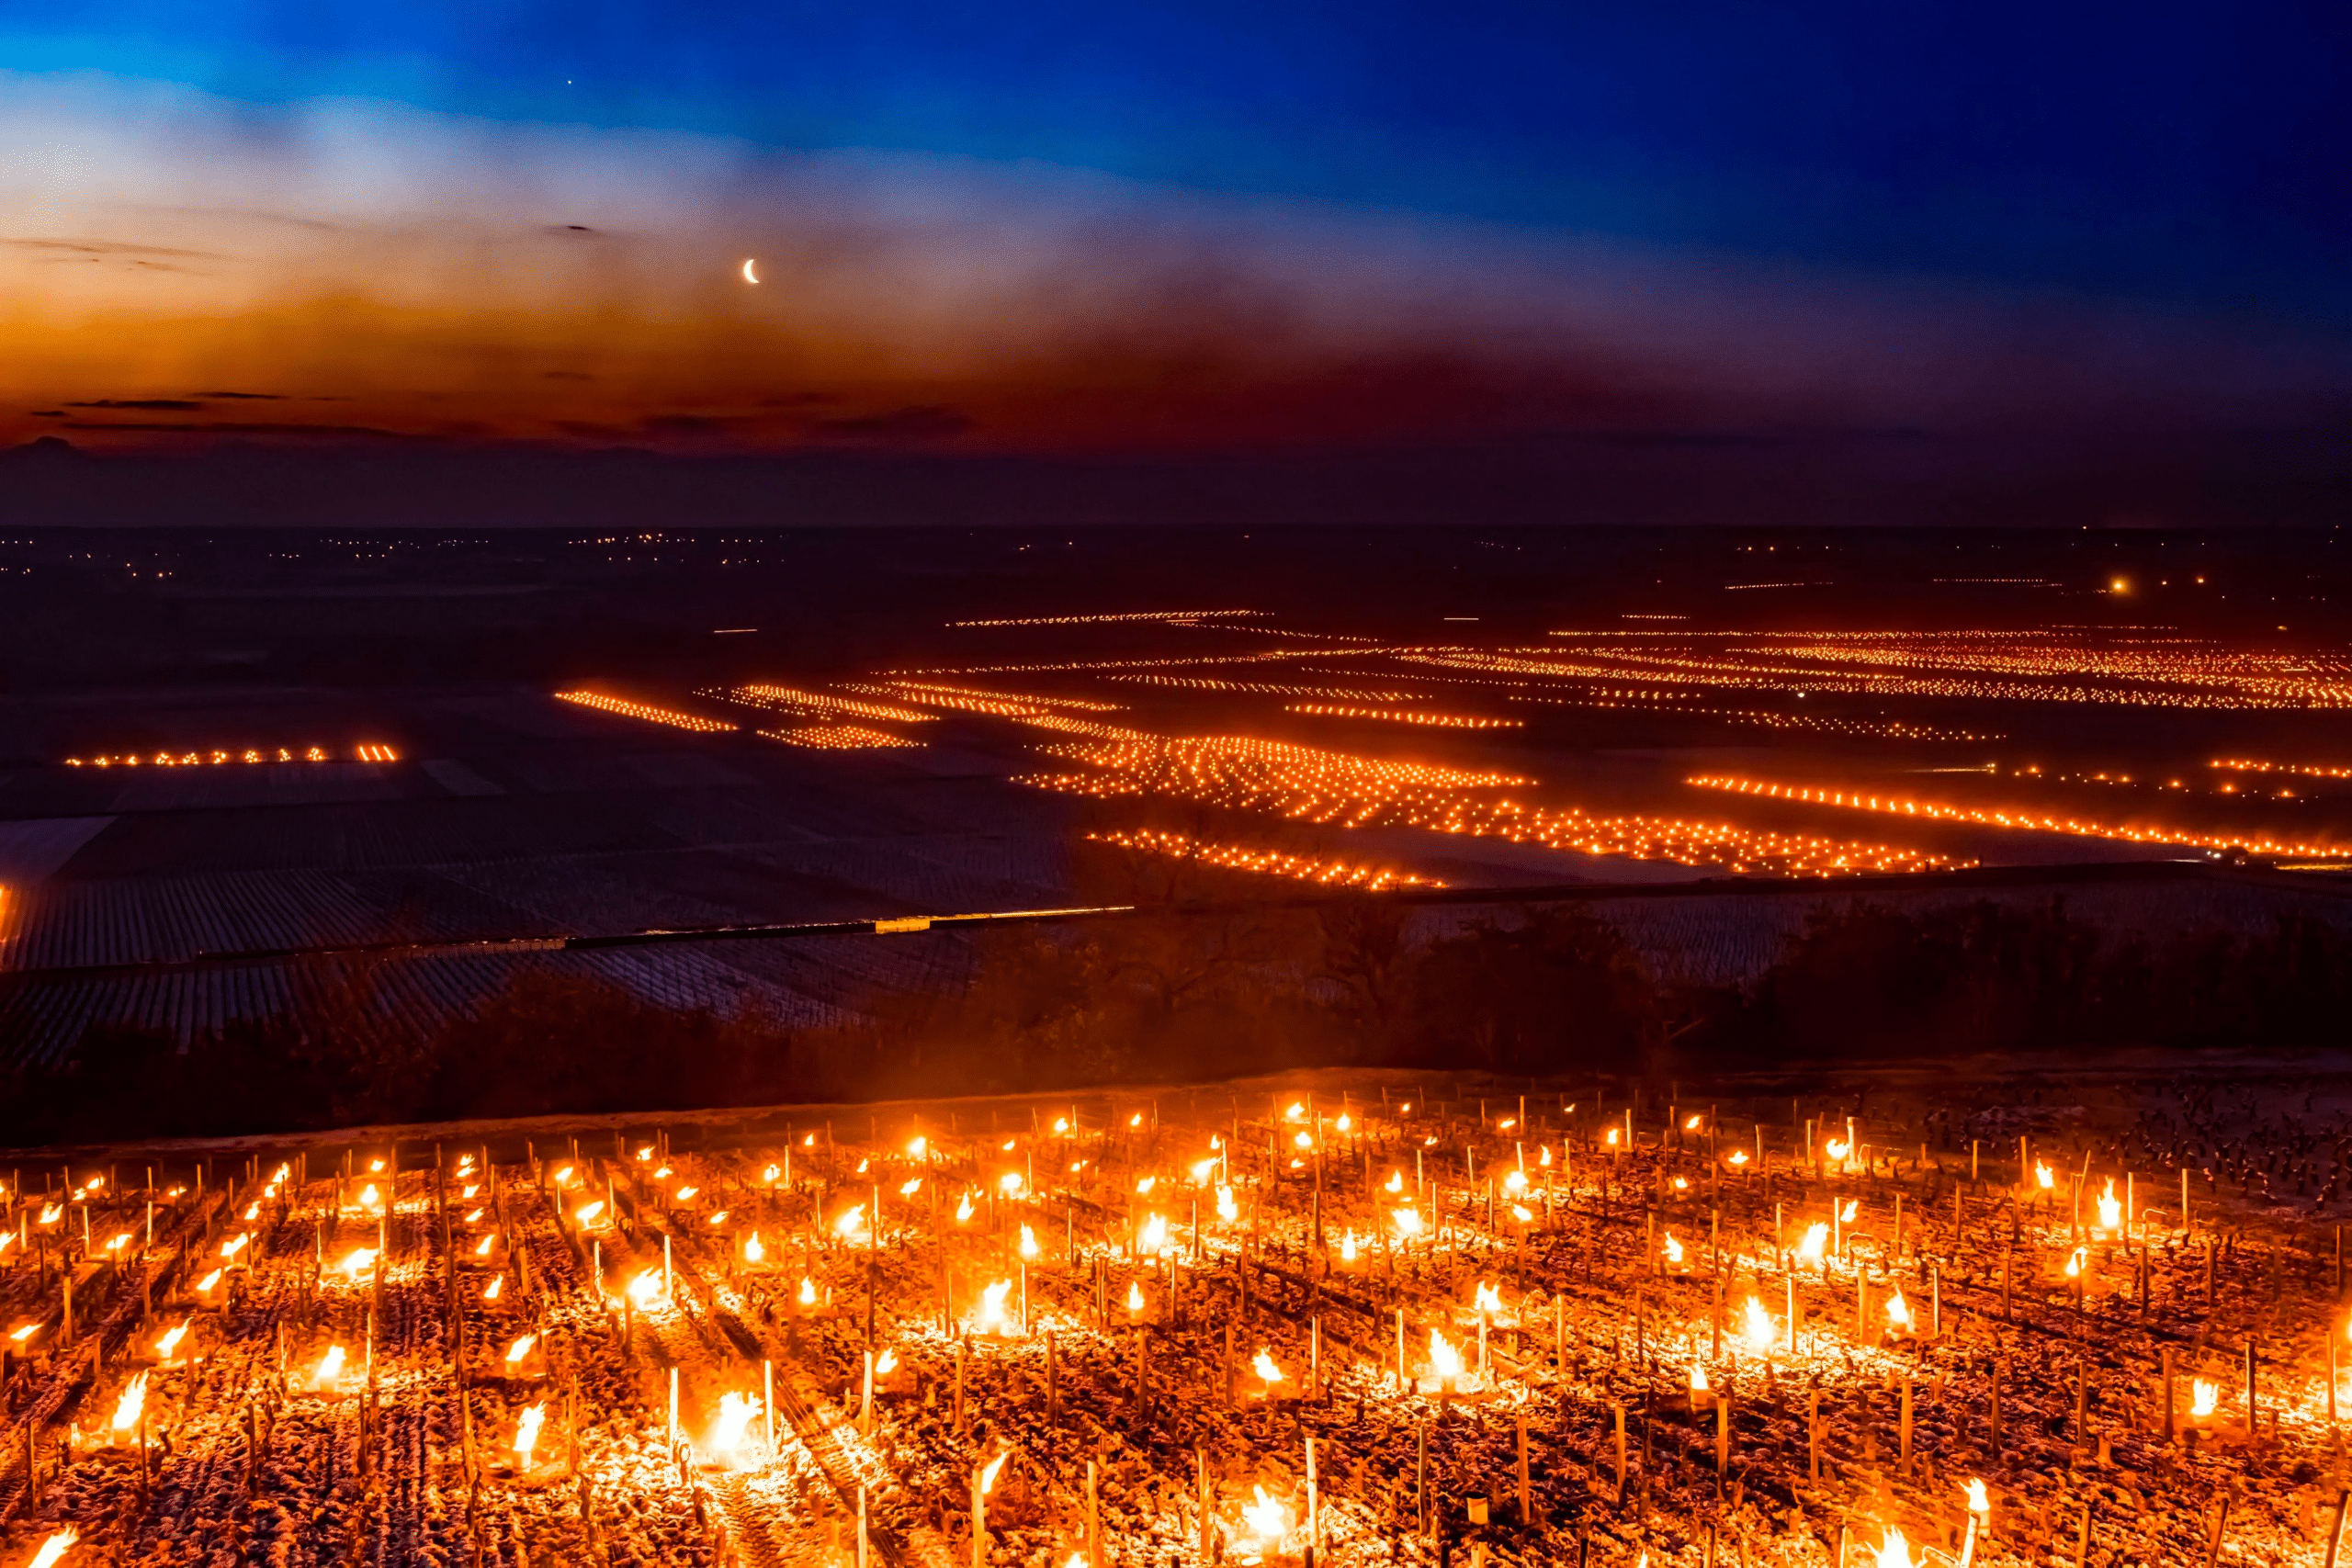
(154, 1320, 191, 1359)
(2096, 1178, 2122, 1231)
(110, 1371, 148, 1435)
(504, 1335, 537, 1364)
(311, 1345, 346, 1388)
(514, 1403, 546, 1470)
(1253, 1350, 1284, 1386)
(708, 1392, 763, 1463)
(1742, 1296, 1775, 1352)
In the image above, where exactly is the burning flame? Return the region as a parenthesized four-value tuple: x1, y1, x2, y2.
(1054, 1117, 1070, 1134)
(554, 1165, 576, 1185)
(798, 1277, 819, 1306)
(1385, 1169, 1404, 1193)
(1131, 1112, 1145, 1128)
(1661, 1232, 1686, 1265)
(1690, 1362, 1710, 1394)
(1217, 1186, 1239, 1224)
(2096, 1178, 2121, 1231)
(483, 1276, 503, 1302)
(1885, 1288, 1914, 1331)
(2034, 1161, 2054, 1190)
(1684, 1114, 1702, 1131)
(834, 1203, 868, 1241)
(1019, 1224, 1040, 1259)
(2064, 1245, 2087, 1279)
(514, 1403, 545, 1469)
(311, 1344, 345, 1388)
(1340, 1231, 1358, 1263)
(575, 1201, 605, 1226)
(220, 1233, 249, 1260)
(1511, 1203, 1533, 1223)
(1604, 1128, 1621, 1147)
(761, 1164, 779, 1184)
(1502, 1168, 1528, 1197)
(709, 1392, 763, 1462)
(1393, 1206, 1424, 1236)
(243, 1202, 260, 1222)
(1136, 1176, 1157, 1194)
(339, 1247, 376, 1278)
(474, 1234, 496, 1258)
(504, 1335, 536, 1365)
(1873, 1528, 1917, 1568)
(1742, 1296, 1774, 1352)
(1293, 1132, 1314, 1151)
(1839, 1200, 1857, 1223)
(369, 1159, 385, 1174)
(1474, 1281, 1503, 1315)
(908, 1135, 928, 1158)
(1825, 1138, 1850, 1162)
(1797, 1222, 1829, 1262)
(1191, 1158, 1219, 1184)
(197, 1269, 222, 1293)
(899, 1179, 922, 1198)
(1672, 1177, 1689, 1190)
(1964, 1478, 1990, 1514)
(1336, 1113, 1352, 1132)
(1285, 1102, 1306, 1122)
(745, 1232, 766, 1262)
(1127, 1281, 1147, 1317)
(358, 1183, 381, 1210)
(876, 1348, 898, 1375)
(1727, 1150, 1750, 1168)
(1239, 1486, 1294, 1554)
(956, 1191, 976, 1223)
(154, 1320, 191, 1359)
(999, 1172, 1025, 1198)
(2191, 1379, 2218, 1418)
(978, 1451, 1010, 1495)
(6, 1325, 35, 1343)
(978, 1280, 1014, 1334)
(628, 1270, 665, 1309)
(110, 1371, 147, 1435)
(1253, 1350, 1284, 1385)
(1428, 1329, 1464, 1384)
(1137, 1213, 1168, 1256)
(1538, 1145, 1553, 1168)
(28, 1529, 76, 1568)
(674, 1186, 699, 1202)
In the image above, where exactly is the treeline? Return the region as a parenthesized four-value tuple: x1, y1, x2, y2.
(10, 877, 2352, 1145)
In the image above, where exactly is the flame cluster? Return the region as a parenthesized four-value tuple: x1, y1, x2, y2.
(64, 745, 353, 767)
(1285, 702, 1521, 729)
(1085, 828, 1442, 890)
(554, 691, 734, 732)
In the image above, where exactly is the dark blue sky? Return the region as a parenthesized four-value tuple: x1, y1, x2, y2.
(10, 0, 2348, 316)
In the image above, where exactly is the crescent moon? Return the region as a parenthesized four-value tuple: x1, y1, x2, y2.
(741, 258, 760, 285)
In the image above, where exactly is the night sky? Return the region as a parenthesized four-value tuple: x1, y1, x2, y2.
(2, 1, 2346, 524)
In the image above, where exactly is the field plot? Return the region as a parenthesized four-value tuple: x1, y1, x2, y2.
(2, 1070, 2348, 1566)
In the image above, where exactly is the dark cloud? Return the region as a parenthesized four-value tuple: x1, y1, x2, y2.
(194, 390, 288, 400)
(59, 421, 413, 438)
(29, 410, 64, 417)
(1, 237, 220, 259)
(545, 224, 600, 236)
(804, 404, 974, 443)
(65, 398, 206, 411)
